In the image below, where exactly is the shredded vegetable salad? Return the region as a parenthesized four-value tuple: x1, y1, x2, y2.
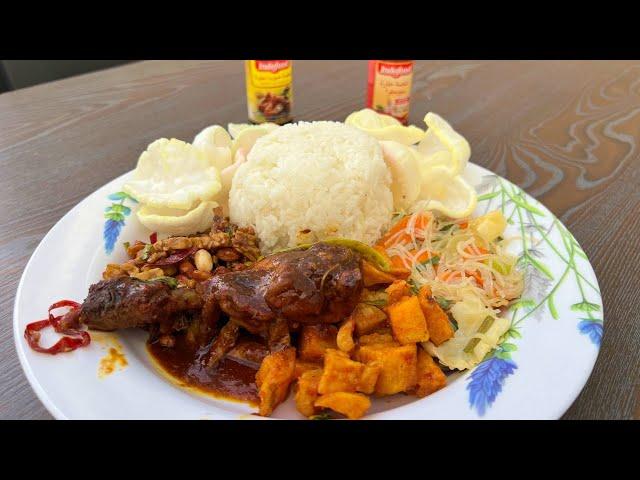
(378, 210, 523, 311)
(375, 210, 525, 370)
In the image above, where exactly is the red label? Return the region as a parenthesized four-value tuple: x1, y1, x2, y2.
(255, 60, 290, 73)
(378, 62, 413, 78)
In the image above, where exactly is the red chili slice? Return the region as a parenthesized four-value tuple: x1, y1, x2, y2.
(150, 247, 197, 267)
(150, 232, 158, 244)
(24, 300, 90, 355)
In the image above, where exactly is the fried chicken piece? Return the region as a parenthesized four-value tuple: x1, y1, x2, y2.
(60, 277, 202, 332)
(202, 243, 363, 333)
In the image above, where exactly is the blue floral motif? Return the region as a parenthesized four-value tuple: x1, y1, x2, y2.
(578, 320, 603, 346)
(104, 219, 125, 254)
(103, 191, 137, 254)
(467, 355, 517, 416)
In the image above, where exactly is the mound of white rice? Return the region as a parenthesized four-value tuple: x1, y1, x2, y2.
(229, 121, 393, 253)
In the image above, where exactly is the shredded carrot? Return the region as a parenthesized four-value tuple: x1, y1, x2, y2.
(377, 217, 409, 246)
(413, 212, 431, 232)
(418, 285, 432, 298)
(408, 249, 436, 264)
(390, 255, 408, 270)
(439, 270, 463, 283)
(377, 212, 431, 249)
(463, 244, 489, 257)
(466, 270, 484, 287)
(378, 232, 411, 249)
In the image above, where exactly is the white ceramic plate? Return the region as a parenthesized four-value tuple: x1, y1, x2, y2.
(13, 163, 603, 419)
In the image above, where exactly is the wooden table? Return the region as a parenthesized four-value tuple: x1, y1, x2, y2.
(1, 60, 638, 420)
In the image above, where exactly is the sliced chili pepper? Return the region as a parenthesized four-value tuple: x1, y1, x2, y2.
(24, 300, 90, 355)
(150, 247, 197, 267)
(149, 232, 158, 244)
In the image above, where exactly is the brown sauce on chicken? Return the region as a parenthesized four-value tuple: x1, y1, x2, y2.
(57, 240, 363, 410)
(147, 333, 269, 405)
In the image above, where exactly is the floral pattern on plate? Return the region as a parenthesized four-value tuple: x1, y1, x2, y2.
(467, 175, 603, 415)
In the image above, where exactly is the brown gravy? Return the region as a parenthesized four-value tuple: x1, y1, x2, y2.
(148, 333, 269, 406)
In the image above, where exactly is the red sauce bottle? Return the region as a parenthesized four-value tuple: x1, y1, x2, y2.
(366, 60, 415, 125)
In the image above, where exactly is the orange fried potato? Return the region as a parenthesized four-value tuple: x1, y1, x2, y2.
(358, 331, 398, 346)
(255, 347, 296, 417)
(357, 361, 382, 394)
(414, 348, 447, 397)
(357, 344, 418, 396)
(315, 392, 371, 420)
(387, 296, 430, 344)
(351, 303, 388, 336)
(294, 359, 323, 379)
(360, 288, 389, 306)
(295, 369, 323, 417)
(418, 295, 454, 346)
(299, 324, 338, 362)
(337, 318, 356, 353)
(362, 260, 397, 287)
(317, 349, 365, 394)
(385, 280, 410, 305)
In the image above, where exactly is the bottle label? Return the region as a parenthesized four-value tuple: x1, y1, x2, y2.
(367, 60, 414, 124)
(245, 60, 293, 124)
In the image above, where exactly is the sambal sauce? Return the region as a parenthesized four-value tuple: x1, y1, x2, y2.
(147, 333, 270, 405)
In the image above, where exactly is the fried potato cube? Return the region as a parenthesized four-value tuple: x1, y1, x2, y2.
(294, 359, 323, 379)
(385, 280, 410, 305)
(362, 260, 397, 287)
(317, 349, 365, 394)
(357, 331, 398, 346)
(299, 324, 338, 362)
(351, 303, 388, 336)
(255, 347, 296, 417)
(387, 296, 430, 345)
(418, 295, 454, 346)
(315, 392, 371, 420)
(357, 344, 417, 396)
(357, 361, 382, 394)
(414, 348, 447, 397)
(295, 369, 323, 417)
(360, 288, 389, 306)
(337, 318, 356, 353)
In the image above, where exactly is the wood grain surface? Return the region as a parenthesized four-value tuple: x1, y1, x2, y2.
(1, 60, 638, 420)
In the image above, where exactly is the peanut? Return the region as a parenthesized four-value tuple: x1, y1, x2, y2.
(194, 249, 214, 272)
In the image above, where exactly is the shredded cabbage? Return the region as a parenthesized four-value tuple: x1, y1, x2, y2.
(423, 295, 510, 370)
